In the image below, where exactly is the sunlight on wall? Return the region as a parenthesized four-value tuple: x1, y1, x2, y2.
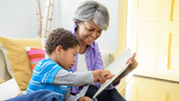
(126, 0, 134, 100)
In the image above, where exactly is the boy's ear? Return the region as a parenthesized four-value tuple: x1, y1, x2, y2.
(55, 45, 63, 55)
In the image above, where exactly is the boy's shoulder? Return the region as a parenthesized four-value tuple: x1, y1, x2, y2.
(40, 58, 54, 64)
(35, 59, 58, 70)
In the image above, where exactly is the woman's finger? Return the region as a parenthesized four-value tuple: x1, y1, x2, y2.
(131, 53, 136, 60)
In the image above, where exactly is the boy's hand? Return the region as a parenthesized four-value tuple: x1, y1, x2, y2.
(78, 96, 93, 101)
(93, 70, 114, 84)
(100, 70, 114, 84)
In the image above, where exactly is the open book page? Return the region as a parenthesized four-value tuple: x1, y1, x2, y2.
(93, 49, 131, 99)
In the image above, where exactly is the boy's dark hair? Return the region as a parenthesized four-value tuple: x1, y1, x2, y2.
(45, 28, 80, 55)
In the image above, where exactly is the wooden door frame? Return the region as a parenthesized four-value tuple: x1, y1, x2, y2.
(117, 0, 128, 97)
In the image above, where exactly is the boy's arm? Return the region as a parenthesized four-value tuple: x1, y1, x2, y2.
(53, 69, 114, 86)
(52, 69, 94, 86)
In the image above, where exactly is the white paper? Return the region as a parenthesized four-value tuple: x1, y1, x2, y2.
(93, 49, 131, 99)
(0, 78, 21, 100)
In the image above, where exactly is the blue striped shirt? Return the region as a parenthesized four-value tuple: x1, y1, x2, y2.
(27, 59, 70, 101)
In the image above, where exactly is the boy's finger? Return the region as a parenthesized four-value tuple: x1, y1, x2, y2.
(105, 74, 114, 79)
(97, 77, 102, 84)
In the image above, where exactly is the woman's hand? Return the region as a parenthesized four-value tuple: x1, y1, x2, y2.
(112, 53, 138, 84)
(126, 53, 138, 72)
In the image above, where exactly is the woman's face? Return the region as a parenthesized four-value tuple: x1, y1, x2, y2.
(77, 20, 102, 45)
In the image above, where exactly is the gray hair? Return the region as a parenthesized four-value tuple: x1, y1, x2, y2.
(73, 1, 109, 30)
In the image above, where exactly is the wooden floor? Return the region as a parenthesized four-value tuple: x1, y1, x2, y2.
(122, 76, 179, 101)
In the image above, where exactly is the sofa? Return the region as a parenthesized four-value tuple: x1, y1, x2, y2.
(0, 36, 116, 100)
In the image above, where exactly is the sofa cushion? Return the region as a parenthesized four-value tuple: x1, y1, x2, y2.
(0, 36, 42, 90)
(0, 76, 5, 84)
(25, 47, 45, 70)
(0, 47, 13, 81)
(100, 49, 116, 68)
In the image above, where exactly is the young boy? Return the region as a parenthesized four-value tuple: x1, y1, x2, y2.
(26, 28, 114, 101)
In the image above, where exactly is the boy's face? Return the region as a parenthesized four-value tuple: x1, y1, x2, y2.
(59, 45, 79, 70)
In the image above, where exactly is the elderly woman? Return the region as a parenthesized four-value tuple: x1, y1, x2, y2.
(70, 1, 138, 101)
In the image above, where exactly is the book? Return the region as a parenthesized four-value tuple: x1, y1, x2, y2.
(93, 49, 131, 99)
